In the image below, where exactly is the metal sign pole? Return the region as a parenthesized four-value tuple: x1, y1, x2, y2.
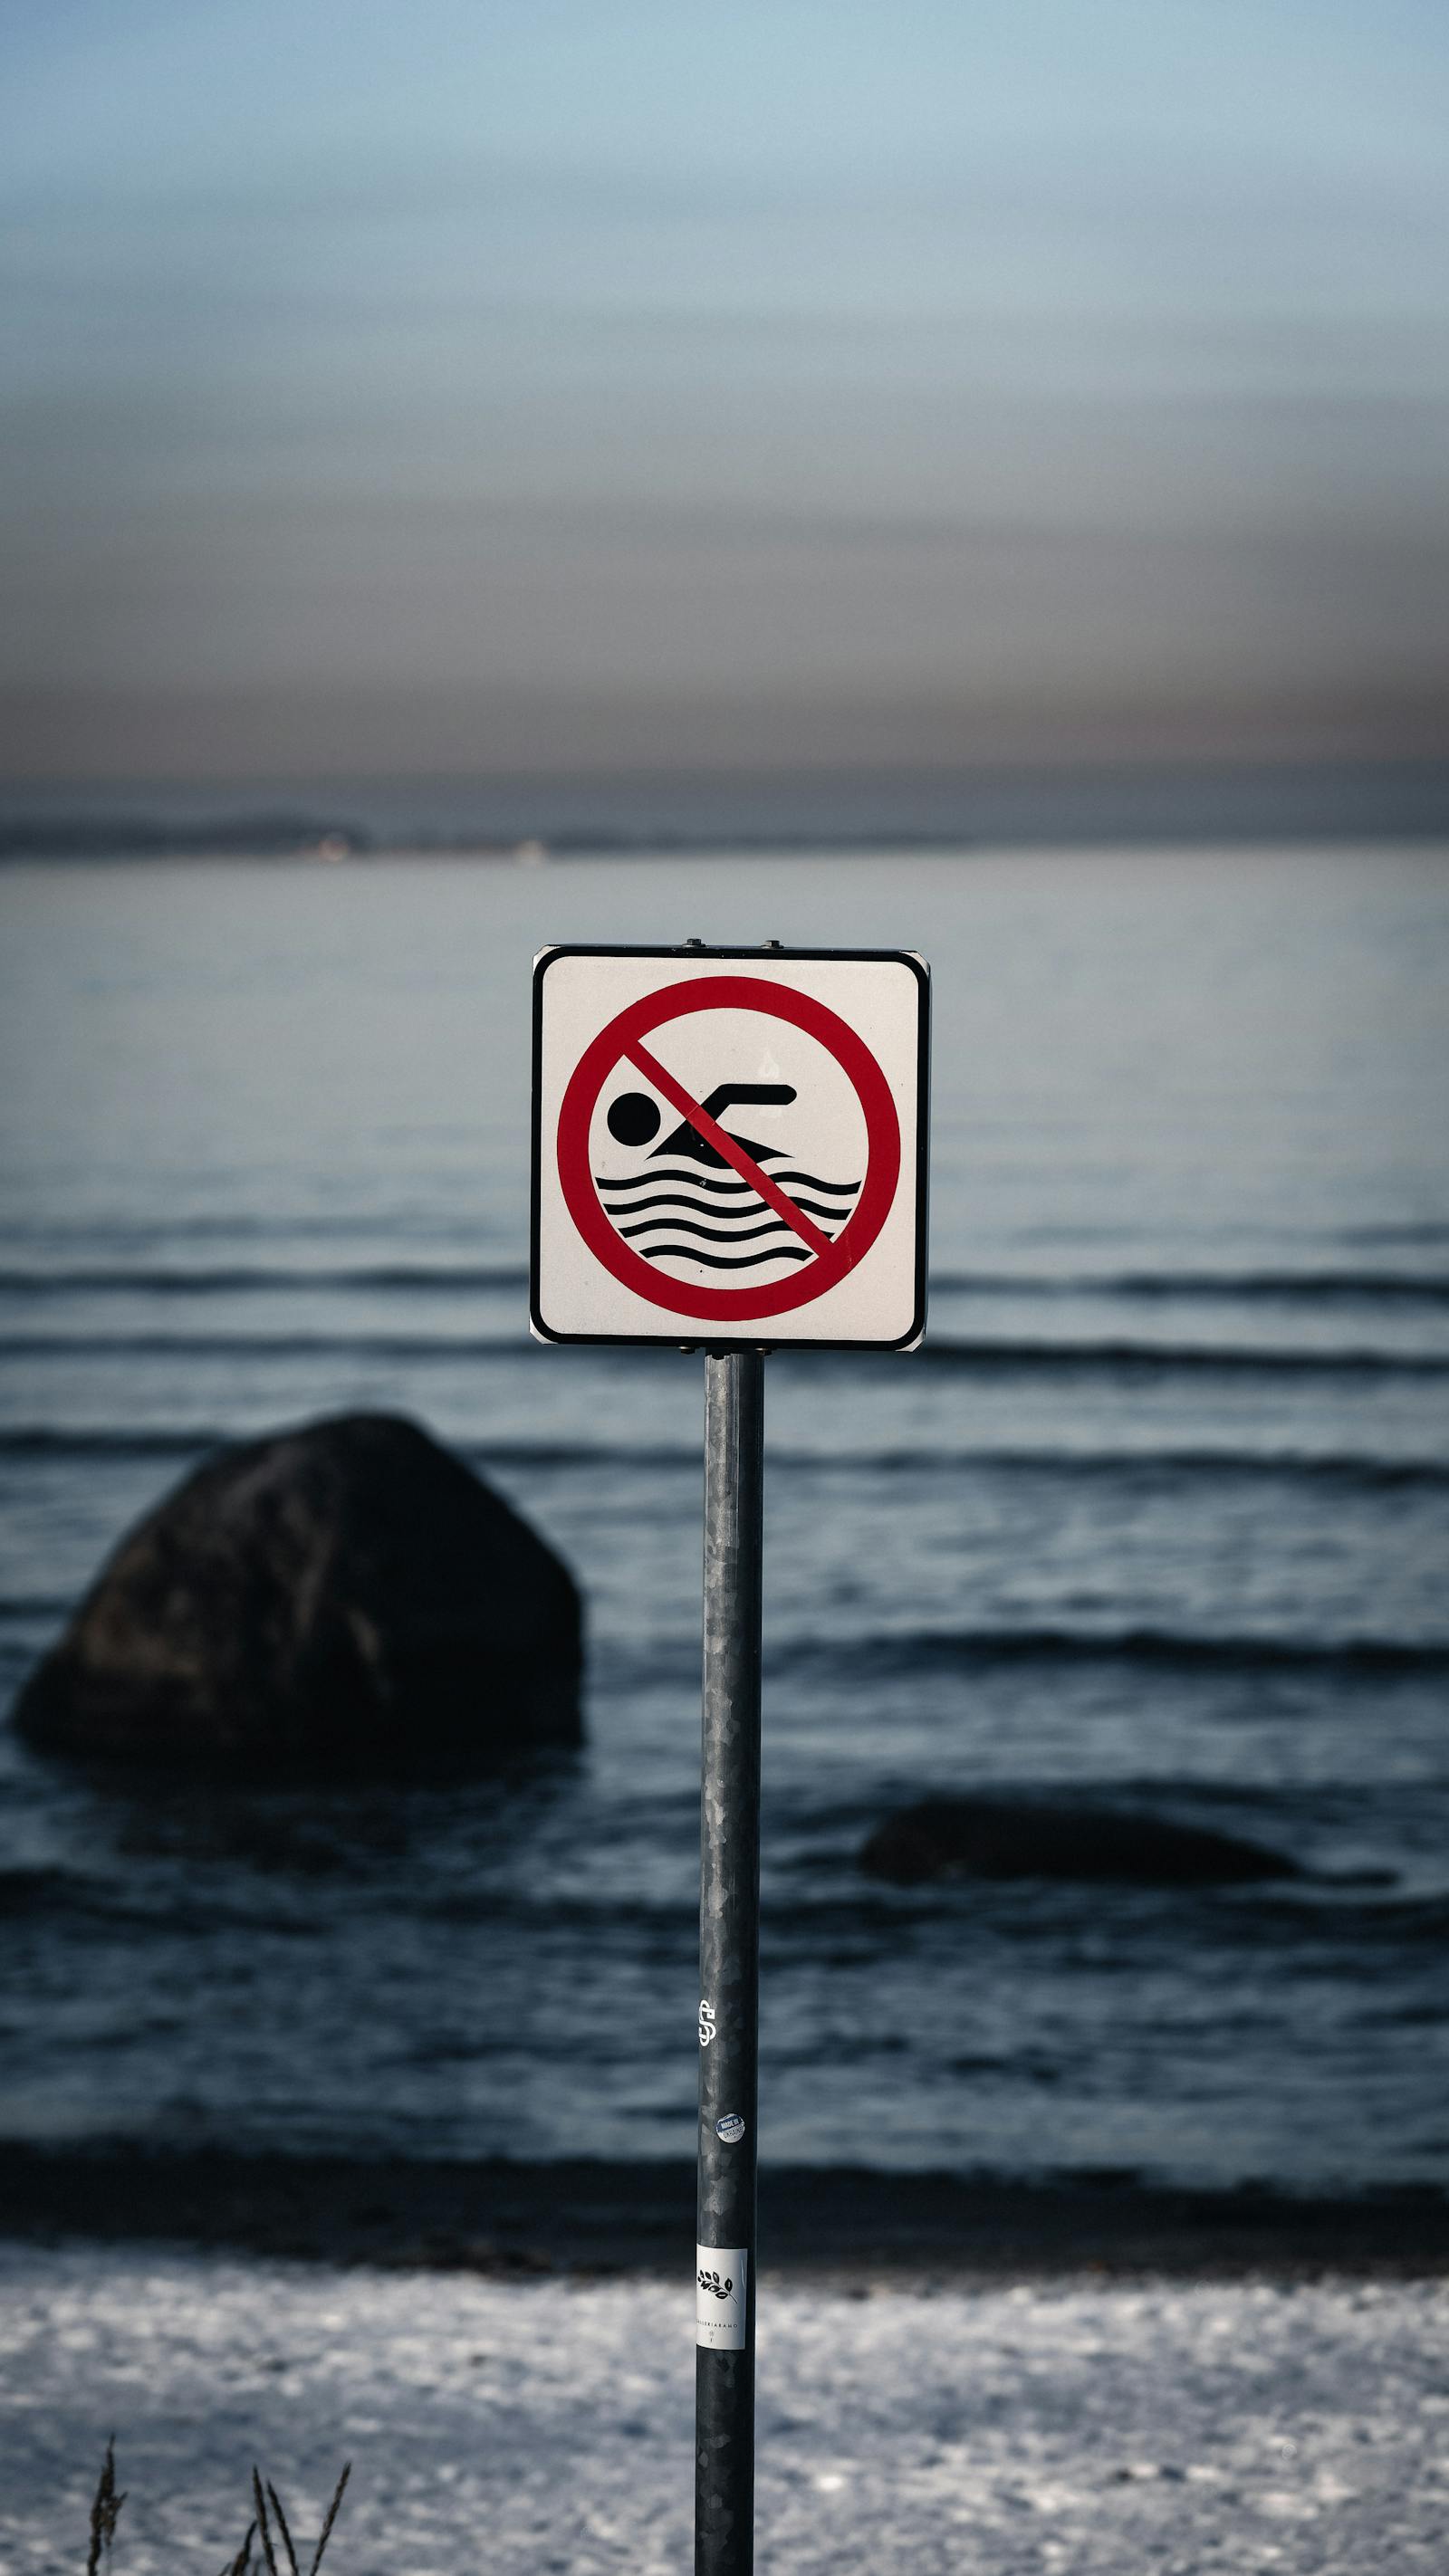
(696, 1346, 764, 2576)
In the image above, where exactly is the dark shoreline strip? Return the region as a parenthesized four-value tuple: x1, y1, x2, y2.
(0, 2144, 1442, 2279)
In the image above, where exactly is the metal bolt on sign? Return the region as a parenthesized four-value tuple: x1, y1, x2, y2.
(530, 941, 931, 2576)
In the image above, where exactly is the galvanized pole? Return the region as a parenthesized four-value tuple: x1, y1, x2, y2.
(696, 1347, 764, 2576)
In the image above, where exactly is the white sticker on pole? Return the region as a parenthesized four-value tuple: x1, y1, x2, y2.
(531, 945, 929, 1350)
(696, 2246, 748, 2350)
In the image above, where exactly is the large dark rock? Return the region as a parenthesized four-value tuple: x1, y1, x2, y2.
(860, 1796, 1300, 1888)
(13, 1412, 582, 1775)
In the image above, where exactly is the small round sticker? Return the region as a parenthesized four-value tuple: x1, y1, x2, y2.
(715, 2112, 746, 2144)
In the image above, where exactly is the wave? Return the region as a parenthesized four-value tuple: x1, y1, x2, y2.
(0, 1866, 92, 1919)
(932, 1269, 1449, 1307)
(761, 1443, 1449, 1490)
(0, 1211, 509, 1250)
(2, 1429, 1445, 1490)
(915, 1336, 1449, 1376)
(0, 1263, 529, 1299)
(1342, 1221, 1449, 1247)
(5, 1326, 1448, 1374)
(0, 1427, 234, 1462)
(0, 1428, 715, 1474)
(0, 1259, 1442, 1309)
(3, 1242, 1435, 1303)
(0, 1424, 705, 1471)
(772, 1625, 1449, 1679)
(0, 1331, 530, 1362)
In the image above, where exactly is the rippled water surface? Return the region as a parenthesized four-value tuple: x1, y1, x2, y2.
(1, 847, 1446, 2188)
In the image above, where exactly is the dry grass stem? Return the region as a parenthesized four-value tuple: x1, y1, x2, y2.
(264, 2484, 299, 2576)
(308, 2465, 351, 2576)
(86, 2438, 127, 2576)
(82, 2448, 348, 2574)
(250, 2471, 281, 2576)
(219, 2522, 256, 2576)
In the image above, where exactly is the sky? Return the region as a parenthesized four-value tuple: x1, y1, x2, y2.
(3, 0, 1447, 782)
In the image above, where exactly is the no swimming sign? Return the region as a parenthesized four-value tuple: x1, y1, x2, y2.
(531, 937, 931, 2563)
(531, 943, 930, 1348)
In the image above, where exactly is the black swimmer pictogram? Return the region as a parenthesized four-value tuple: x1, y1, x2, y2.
(609, 1081, 795, 1167)
(596, 1077, 861, 1270)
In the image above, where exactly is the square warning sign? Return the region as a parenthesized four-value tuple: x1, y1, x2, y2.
(530, 943, 929, 1349)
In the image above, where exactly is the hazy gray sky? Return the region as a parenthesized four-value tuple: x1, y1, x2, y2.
(4, 0, 1447, 780)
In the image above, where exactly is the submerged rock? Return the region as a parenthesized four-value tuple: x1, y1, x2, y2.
(860, 1796, 1300, 1888)
(13, 1412, 582, 1775)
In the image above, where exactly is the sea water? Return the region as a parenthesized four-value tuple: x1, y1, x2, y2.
(0, 845, 1445, 2190)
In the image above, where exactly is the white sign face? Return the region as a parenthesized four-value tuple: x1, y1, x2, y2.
(531, 945, 929, 1350)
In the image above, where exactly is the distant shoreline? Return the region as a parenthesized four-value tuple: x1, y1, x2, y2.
(3, 2144, 1445, 2283)
(3, 754, 1449, 859)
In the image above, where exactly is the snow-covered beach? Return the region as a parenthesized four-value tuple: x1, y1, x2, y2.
(3, 2244, 1445, 2574)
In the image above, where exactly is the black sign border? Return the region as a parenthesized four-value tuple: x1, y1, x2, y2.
(530, 943, 930, 1353)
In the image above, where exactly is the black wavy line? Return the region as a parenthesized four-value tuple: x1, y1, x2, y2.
(603, 1189, 851, 1224)
(641, 1243, 813, 1268)
(596, 1168, 753, 1196)
(600, 1190, 750, 1219)
(768, 1196, 851, 1222)
(595, 1166, 863, 1199)
(620, 1215, 814, 1246)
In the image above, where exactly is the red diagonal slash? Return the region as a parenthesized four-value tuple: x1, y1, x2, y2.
(626, 1039, 833, 1257)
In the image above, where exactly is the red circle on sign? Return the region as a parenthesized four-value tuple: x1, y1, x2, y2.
(556, 974, 901, 1322)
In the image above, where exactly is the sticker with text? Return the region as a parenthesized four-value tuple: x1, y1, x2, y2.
(698, 2000, 716, 2047)
(715, 2112, 746, 2144)
(696, 2246, 748, 2350)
